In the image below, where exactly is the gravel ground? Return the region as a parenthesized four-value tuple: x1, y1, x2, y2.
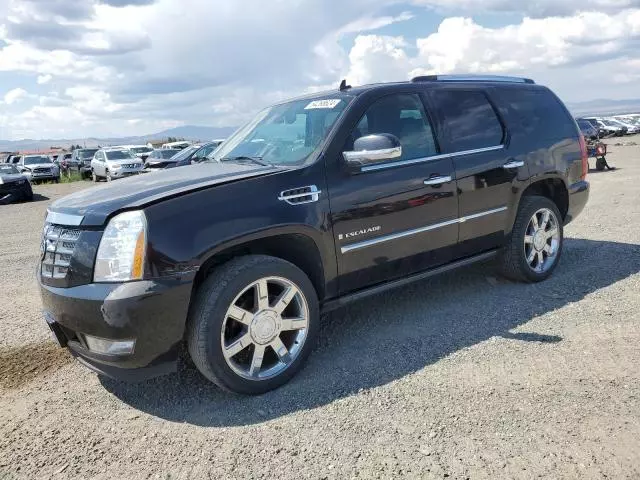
(1, 142, 639, 479)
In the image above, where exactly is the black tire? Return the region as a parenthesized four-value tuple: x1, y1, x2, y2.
(187, 255, 319, 395)
(498, 195, 564, 283)
(596, 158, 606, 171)
(92, 171, 98, 182)
(106, 170, 112, 182)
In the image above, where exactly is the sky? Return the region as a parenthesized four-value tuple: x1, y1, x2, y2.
(0, 0, 639, 140)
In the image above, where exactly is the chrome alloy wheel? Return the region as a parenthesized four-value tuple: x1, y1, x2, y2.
(221, 276, 309, 380)
(524, 208, 560, 273)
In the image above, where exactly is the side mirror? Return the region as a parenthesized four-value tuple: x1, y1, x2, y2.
(343, 134, 402, 173)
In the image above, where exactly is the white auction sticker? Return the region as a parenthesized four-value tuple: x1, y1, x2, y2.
(304, 99, 342, 110)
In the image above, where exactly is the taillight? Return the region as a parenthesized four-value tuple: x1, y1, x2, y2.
(578, 134, 588, 180)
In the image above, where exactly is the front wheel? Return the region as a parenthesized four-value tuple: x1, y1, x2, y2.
(498, 195, 563, 283)
(92, 171, 98, 182)
(187, 255, 319, 394)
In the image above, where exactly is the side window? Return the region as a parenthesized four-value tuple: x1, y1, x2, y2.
(430, 90, 504, 152)
(349, 93, 438, 161)
(498, 88, 576, 140)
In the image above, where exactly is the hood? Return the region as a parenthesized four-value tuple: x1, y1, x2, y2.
(49, 161, 280, 226)
(22, 163, 55, 169)
(0, 173, 28, 184)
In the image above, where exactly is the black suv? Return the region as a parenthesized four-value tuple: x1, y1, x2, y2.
(70, 148, 99, 178)
(38, 75, 589, 394)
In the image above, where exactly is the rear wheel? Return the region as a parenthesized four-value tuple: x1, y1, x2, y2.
(499, 195, 563, 282)
(187, 255, 319, 394)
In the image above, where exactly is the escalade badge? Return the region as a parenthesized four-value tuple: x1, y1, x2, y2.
(338, 226, 381, 241)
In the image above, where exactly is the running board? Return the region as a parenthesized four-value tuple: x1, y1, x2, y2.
(321, 250, 499, 314)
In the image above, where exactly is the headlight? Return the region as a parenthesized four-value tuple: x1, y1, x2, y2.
(94, 210, 147, 282)
(110, 164, 122, 170)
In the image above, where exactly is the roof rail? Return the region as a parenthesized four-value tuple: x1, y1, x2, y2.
(411, 74, 535, 84)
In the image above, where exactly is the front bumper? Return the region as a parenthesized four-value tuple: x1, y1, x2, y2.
(565, 180, 590, 225)
(109, 168, 143, 178)
(25, 172, 58, 181)
(39, 278, 194, 381)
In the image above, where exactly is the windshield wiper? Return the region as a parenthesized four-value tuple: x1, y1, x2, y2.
(219, 156, 272, 167)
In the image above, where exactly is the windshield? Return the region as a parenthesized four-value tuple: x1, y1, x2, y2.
(155, 149, 180, 159)
(209, 94, 351, 166)
(602, 119, 622, 127)
(131, 147, 153, 154)
(168, 146, 198, 161)
(0, 164, 19, 174)
(24, 156, 52, 165)
(78, 149, 98, 159)
(105, 150, 134, 161)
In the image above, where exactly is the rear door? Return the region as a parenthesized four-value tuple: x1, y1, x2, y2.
(327, 91, 459, 293)
(426, 87, 527, 256)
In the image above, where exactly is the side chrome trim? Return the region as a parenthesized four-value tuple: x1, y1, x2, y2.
(340, 206, 508, 254)
(343, 147, 402, 163)
(360, 145, 504, 173)
(46, 211, 84, 226)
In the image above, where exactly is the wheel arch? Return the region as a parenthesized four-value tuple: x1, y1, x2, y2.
(520, 176, 569, 220)
(192, 226, 329, 304)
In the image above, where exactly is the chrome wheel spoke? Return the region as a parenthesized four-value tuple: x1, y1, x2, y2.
(524, 235, 534, 245)
(224, 333, 252, 359)
(280, 316, 307, 331)
(540, 210, 550, 229)
(543, 244, 553, 254)
(249, 344, 266, 377)
(545, 227, 558, 240)
(271, 337, 291, 363)
(530, 214, 539, 230)
(255, 279, 270, 310)
(228, 305, 253, 325)
(526, 248, 537, 264)
(273, 286, 297, 314)
(536, 251, 545, 269)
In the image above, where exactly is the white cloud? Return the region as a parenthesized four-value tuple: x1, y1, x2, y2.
(37, 74, 52, 84)
(0, 0, 639, 140)
(3, 87, 28, 104)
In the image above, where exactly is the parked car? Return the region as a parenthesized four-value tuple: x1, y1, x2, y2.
(38, 75, 589, 394)
(115, 145, 154, 161)
(584, 117, 627, 137)
(1, 152, 18, 163)
(90, 148, 144, 182)
(0, 163, 32, 203)
(576, 119, 599, 140)
(144, 142, 220, 171)
(6, 154, 22, 164)
(70, 148, 99, 178)
(161, 141, 191, 150)
(143, 149, 181, 170)
(608, 117, 640, 134)
(17, 155, 60, 183)
(58, 152, 73, 167)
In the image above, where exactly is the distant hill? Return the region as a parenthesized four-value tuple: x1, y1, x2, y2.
(567, 98, 640, 117)
(0, 125, 238, 152)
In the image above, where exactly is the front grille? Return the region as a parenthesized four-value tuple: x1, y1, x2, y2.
(33, 167, 51, 174)
(41, 225, 81, 279)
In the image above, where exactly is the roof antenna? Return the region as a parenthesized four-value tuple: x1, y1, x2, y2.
(339, 79, 351, 91)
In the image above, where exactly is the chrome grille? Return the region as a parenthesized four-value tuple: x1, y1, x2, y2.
(33, 167, 51, 174)
(41, 225, 80, 279)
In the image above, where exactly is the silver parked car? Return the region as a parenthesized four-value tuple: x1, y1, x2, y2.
(18, 155, 60, 183)
(90, 148, 144, 182)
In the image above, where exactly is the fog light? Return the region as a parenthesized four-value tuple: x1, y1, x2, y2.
(84, 335, 135, 355)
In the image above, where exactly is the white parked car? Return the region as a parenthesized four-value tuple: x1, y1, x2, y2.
(611, 117, 640, 134)
(90, 148, 144, 182)
(17, 155, 60, 183)
(115, 144, 154, 161)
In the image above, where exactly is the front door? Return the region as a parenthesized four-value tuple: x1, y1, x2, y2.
(327, 92, 459, 294)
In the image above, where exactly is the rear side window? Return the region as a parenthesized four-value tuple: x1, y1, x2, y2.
(429, 90, 504, 152)
(498, 88, 576, 140)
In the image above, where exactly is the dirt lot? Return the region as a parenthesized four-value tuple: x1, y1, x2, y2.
(1, 142, 639, 479)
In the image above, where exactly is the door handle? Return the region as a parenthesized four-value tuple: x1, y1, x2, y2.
(423, 175, 452, 186)
(503, 160, 524, 169)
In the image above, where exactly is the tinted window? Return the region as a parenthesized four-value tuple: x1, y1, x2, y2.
(24, 156, 52, 165)
(78, 149, 98, 159)
(430, 90, 504, 152)
(350, 93, 437, 161)
(499, 88, 576, 140)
